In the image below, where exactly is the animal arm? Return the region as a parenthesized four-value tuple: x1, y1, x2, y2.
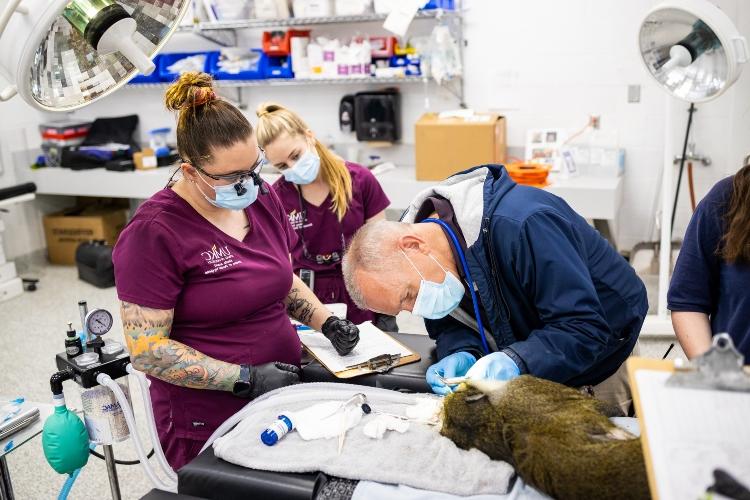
(121, 301, 240, 391)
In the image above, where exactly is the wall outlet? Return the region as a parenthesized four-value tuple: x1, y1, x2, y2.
(628, 84, 641, 103)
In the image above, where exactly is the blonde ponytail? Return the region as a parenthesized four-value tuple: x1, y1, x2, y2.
(256, 102, 352, 221)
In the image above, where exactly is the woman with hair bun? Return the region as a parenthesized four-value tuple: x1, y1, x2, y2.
(112, 73, 360, 469)
(256, 102, 394, 329)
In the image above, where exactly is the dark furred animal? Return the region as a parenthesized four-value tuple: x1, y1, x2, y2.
(440, 376, 650, 500)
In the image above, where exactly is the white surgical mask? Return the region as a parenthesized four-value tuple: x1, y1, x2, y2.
(401, 250, 465, 319)
(283, 147, 320, 185)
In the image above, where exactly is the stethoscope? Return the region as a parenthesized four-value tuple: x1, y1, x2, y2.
(421, 218, 491, 355)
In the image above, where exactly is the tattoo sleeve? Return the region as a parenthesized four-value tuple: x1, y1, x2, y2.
(284, 275, 331, 330)
(120, 301, 240, 391)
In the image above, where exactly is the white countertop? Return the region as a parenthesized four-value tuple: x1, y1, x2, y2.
(18, 166, 622, 220)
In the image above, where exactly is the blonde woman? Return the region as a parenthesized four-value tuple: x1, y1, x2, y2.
(256, 103, 392, 327)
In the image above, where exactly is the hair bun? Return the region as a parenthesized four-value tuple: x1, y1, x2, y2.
(256, 102, 285, 119)
(165, 72, 217, 111)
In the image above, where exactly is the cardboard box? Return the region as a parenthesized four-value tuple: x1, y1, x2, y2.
(134, 148, 157, 170)
(43, 205, 128, 265)
(415, 112, 506, 181)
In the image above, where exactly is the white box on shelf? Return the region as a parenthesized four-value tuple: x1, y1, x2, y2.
(335, 0, 372, 15)
(374, 0, 397, 14)
(255, 0, 291, 18)
(0, 277, 23, 303)
(0, 261, 17, 283)
(293, 0, 333, 17)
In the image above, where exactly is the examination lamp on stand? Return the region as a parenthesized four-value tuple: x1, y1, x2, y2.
(637, 0, 747, 324)
(0, 0, 191, 111)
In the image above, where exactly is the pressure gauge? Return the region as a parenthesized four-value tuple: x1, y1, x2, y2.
(85, 309, 114, 337)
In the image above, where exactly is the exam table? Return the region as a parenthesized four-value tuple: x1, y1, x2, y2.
(143, 333, 437, 500)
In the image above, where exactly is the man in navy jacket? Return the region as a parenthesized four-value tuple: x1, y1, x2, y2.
(343, 165, 647, 412)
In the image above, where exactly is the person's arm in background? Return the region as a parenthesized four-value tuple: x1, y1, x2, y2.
(122, 301, 240, 390)
(366, 210, 386, 223)
(671, 312, 712, 359)
(668, 181, 725, 358)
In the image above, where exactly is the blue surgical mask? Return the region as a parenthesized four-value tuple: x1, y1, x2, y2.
(283, 148, 320, 185)
(197, 174, 259, 210)
(402, 250, 465, 319)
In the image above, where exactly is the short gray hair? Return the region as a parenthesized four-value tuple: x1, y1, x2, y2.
(343, 220, 410, 309)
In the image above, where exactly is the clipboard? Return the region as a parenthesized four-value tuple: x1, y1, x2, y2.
(628, 334, 750, 500)
(298, 321, 421, 378)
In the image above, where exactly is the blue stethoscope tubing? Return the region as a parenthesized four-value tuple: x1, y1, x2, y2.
(422, 218, 491, 355)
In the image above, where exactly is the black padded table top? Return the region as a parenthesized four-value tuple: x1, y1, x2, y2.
(177, 333, 437, 499)
(140, 489, 206, 500)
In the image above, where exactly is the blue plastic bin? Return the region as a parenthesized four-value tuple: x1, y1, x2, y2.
(158, 52, 214, 82)
(422, 0, 454, 10)
(389, 55, 421, 76)
(264, 55, 293, 79)
(209, 49, 266, 81)
(129, 55, 163, 84)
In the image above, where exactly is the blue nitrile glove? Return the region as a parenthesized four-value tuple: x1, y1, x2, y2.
(465, 352, 521, 381)
(426, 351, 477, 395)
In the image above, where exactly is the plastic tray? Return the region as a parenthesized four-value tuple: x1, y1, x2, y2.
(264, 55, 294, 79)
(158, 52, 214, 82)
(209, 49, 266, 81)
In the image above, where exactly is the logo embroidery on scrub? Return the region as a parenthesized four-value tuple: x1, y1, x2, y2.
(288, 209, 305, 231)
(200, 243, 242, 275)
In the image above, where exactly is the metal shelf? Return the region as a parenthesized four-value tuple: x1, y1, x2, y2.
(125, 75, 430, 90)
(178, 9, 453, 31)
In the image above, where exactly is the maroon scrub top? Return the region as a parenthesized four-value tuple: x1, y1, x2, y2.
(272, 161, 390, 324)
(113, 185, 300, 450)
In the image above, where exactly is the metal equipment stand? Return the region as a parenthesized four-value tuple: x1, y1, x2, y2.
(103, 445, 122, 500)
(0, 456, 14, 500)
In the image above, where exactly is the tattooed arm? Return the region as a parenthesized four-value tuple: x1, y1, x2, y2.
(285, 274, 331, 331)
(120, 301, 240, 391)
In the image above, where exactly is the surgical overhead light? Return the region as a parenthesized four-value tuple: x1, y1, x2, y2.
(638, 0, 748, 102)
(636, 0, 748, 320)
(0, 0, 191, 111)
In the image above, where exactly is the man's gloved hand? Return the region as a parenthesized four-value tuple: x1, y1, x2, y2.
(465, 352, 520, 382)
(426, 351, 477, 395)
(321, 316, 360, 355)
(243, 362, 301, 400)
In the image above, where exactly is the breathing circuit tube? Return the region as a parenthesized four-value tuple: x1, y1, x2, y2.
(126, 365, 178, 482)
(57, 466, 82, 500)
(96, 373, 176, 491)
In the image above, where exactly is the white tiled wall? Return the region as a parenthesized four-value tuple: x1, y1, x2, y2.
(1, 0, 749, 259)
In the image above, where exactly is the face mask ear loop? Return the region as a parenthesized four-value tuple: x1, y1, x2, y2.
(428, 253, 451, 276)
(400, 250, 426, 281)
(192, 169, 218, 203)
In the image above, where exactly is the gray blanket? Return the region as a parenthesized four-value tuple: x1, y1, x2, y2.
(212, 383, 514, 496)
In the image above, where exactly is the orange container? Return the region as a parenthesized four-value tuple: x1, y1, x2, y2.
(506, 162, 552, 187)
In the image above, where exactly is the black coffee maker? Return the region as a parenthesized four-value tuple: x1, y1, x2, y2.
(339, 89, 401, 142)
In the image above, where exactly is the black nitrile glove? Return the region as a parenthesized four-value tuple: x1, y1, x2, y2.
(242, 362, 300, 400)
(321, 316, 360, 355)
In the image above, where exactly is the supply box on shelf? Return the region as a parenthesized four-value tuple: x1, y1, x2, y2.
(415, 112, 507, 181)
(43, 203, 129, 265)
